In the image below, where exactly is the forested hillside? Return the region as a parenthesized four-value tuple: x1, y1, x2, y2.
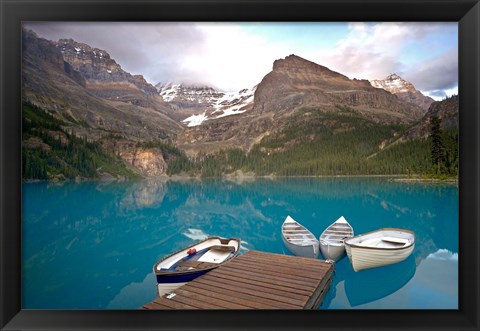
(163, 107, 423, 177)
(22, 102, 137, 180)
(164, 103, 458, 178)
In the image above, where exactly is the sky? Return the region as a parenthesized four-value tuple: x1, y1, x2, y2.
(24, 22, 458, 100)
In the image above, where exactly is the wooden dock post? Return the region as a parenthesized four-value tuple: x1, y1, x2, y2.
(142, 250, 334, 309)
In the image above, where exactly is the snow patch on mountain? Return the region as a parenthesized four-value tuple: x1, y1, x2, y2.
(156, 82, 223, 105)
(157, 82, 256, 126)
(182, 112, 208, 127)
(211, 88, 254, 116)
(370, 73, 415, 94)
(158, 83, 181, 102)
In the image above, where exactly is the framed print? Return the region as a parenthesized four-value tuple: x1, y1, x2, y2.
(1, 0, 479, 330)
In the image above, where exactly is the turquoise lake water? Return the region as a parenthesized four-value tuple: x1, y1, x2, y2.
(22, 177, 458, 309)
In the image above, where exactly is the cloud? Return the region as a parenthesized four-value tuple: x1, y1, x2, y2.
(23, 22, 457, 96)
(404, 49, 458, 94)
(313, 23, 411, 80)
(312, 22, 458, 94)
(179, 24, 285, 90)
(428, 90, 449, 98)
(23, 22, 208, 85)
(24, 22, 287, 91)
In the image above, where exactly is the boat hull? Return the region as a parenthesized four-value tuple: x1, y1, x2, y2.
(153, 237, 240, 290)
(346, 244, 415, 272)
(281, 215, 319, 258)
(155, 268, 211, 284)
(344, 228, 415, 272)
(282, 235, 319, 259)
(320, 242, 346, 262)
(319, 216, 354, 261)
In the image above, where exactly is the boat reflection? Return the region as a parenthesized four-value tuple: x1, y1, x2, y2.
(344, 255, 416, 307)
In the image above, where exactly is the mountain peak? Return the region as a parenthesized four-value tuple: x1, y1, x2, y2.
(281, 54, 312, 64)
(385, 73, 403, 81)
(371, 74, 414, 93)
(271, 54, 351, 84)
(273, 54, 328, 71)
(370, 74, 434, 111)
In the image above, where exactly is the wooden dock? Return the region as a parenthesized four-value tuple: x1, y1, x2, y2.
(142, 250, 334, 309)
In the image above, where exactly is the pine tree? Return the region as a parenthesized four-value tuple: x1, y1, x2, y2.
(429, 116, 444, 172)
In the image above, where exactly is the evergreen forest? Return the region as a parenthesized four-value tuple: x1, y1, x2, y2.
(22, 102, 136, 180)
(166, 106, 458, 178)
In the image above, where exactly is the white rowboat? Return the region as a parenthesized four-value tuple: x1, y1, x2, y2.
(153, 237, 240, 296)
(281, 215, 319, 258)
(344, 228, 415, 272)
(319, 216, 354, 261)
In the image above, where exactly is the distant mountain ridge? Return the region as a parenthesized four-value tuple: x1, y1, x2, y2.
(177, 54, 426, 156)
(370, 73, 434, 111)
(22, 31, 458, 179)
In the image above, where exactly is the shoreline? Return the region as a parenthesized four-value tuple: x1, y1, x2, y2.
(23, 173, 458, 184)
(391, 177, 458, 184)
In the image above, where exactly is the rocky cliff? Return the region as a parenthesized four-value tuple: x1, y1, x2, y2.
(57, 39, 167, 109)
(100, 139, 168, 177)
(402, 95, 458, 140)
(22, 30, 87, 90)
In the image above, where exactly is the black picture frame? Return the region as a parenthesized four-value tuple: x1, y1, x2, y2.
(1, 0, 479, 330)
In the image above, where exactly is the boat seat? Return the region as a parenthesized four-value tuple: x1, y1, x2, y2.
(357, 238, 382, 247)
(209, 245, 236, 252)
(198, 246, 234, 263)
(381, 236, 409, 244)
(174, 260, 217, 271)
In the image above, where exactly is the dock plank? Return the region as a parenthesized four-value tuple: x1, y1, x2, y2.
(174, 287, 253, 309)
(209, 269, 314, 297)
(245, 254, 332, 272)
(143, 250, 333, 310)
(222, 260, 322, 284)
(185, 280, 298, 308)
(229, 259, 326, 280)
(166, 291, 226, 309)
(194, 277, 307, 307)
(246, 254, 328, 271)
(184, 282, 282, 309)
(305, 268, 333, 309)
(149, 297, 199, 309)
(142, 301, 172, 310)
(212, 264, 318, 291)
